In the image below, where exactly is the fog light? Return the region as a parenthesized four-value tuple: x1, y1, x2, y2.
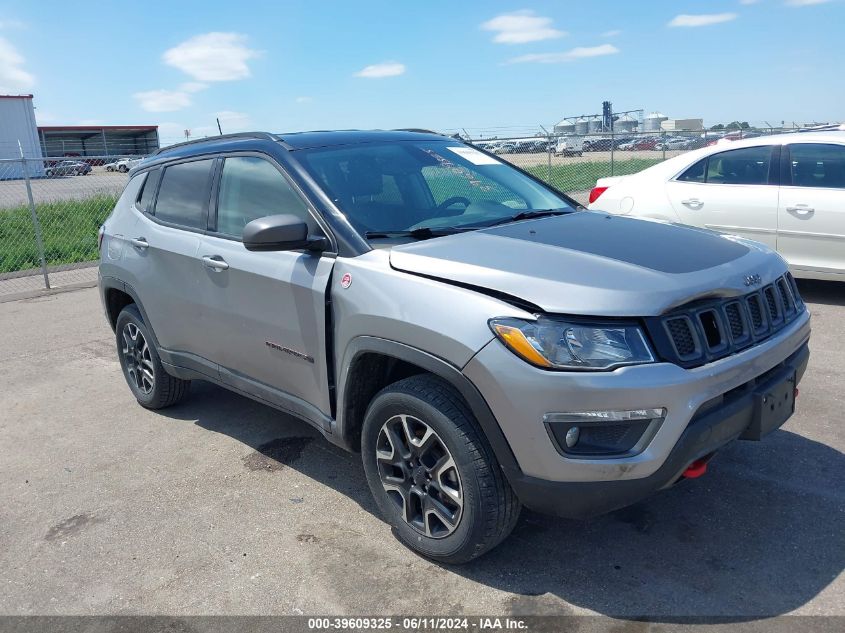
(564, 426, 580, 448)
(544, 408, 666, 457)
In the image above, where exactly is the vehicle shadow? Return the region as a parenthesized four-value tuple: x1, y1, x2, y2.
(160, 381, 843, 620)
(796, 278, 844, 306)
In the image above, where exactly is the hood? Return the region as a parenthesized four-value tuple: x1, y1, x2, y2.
(389, 212, 786, 317)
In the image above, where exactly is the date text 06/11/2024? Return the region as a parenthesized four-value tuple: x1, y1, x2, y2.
(306, 617, 528, 630)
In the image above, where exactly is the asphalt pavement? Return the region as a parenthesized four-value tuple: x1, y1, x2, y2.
(0, 282, 842, 618)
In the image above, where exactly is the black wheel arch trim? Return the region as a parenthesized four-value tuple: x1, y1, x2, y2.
(336, 336, 522, 478)
(99, 276, 161, 350)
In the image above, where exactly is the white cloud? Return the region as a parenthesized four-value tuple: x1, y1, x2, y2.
(295, 96, 313, 103)
(481, 10, 566, 44)
(668, 13, 738, 27)
(0, 19, 25, 29)
(601, 29, 622, 37)
(785, 0, 831, 5)
(133, 89, 192, 112)
(508, 44, 619, 64)
(354, 61, 406, 78)
(163, 32, 259, 82)
(0, 37, 34, 92)
(180, 82, 207, 93)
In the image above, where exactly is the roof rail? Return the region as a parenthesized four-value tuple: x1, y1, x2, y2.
(152, 131, 280, 156)
(392, 128, 443, 135)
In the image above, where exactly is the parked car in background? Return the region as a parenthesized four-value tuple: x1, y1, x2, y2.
(588, 131, 845, 281)
(707, 131, 762, 146)
(45, 160, 91, 176)
(100, 130, 810, 563)
(583, 137, 634, 152)
(492, 142, 516, 155)
(104, 160, 118, 172)
(655, 137, 691, 151)
(114, 157, 144, 173)
(554, 137, 584, 157)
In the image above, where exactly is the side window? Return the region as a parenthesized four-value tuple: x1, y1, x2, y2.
(136, 168, 161, 214)
(677, 158, 706, 183)
(153, 159, 214, 229)
(705, 146, 772, 186)
(216, 156, 312, 238)
(788, 143, 845, 189)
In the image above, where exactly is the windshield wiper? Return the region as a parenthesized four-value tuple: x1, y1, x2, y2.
(485, 209, 573, 228)
(364, 227, 474, 239)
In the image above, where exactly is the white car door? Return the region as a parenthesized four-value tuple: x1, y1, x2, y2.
(777, 142, 845, 277)
(664, 144, 779, 249)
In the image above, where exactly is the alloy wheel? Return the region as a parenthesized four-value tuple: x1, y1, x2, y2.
(121, 323, 154, 395)
(376, 414, 463, 538)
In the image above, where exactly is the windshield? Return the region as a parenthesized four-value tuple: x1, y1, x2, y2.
(297, 140, 577, 236)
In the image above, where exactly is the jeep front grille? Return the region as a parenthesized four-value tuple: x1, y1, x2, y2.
(645, 273, 804, 369)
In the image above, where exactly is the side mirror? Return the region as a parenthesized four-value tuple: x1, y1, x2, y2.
(242, 214, 328, 252)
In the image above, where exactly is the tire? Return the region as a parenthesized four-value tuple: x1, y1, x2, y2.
(361, 374, 521, 563)
(115, 304, 190, 409)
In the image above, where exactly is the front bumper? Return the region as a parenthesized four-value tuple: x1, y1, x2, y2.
(463, 308, 811, 490)
(505, 343, 808, 518)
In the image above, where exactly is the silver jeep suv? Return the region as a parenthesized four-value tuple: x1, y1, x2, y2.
(99, 130, 811, 563)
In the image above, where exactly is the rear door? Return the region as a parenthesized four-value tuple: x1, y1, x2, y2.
(131, 158, 215, 362)
(196, 154, 336, 418)
(777, 142, 845, 276)
(664, 144, 779, 248)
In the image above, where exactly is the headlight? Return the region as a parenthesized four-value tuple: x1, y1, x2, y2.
(489, 316, 655, 371)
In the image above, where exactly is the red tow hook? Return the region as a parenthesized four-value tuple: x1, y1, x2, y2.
(682, 458, 709, 479)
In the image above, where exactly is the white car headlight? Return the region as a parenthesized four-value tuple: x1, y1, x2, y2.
(489, 316, 655, 371)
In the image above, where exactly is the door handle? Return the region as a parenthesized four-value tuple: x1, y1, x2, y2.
(786, 204, 814, 215)
(681, 198, 704, 209)
(129, 237, 149, 249)
(201, 255, 229, 271)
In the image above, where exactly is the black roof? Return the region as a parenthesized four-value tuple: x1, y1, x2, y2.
(278, 129, 445, 149)
(152, 129, 447, 159)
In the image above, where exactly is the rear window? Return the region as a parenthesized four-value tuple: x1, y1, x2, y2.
(676, 146, 772, 186)
(153, 159, 214, 229)
(136, 168, 161, 214)
(705, 146, 772, 185)
(678, 158, 706, 183)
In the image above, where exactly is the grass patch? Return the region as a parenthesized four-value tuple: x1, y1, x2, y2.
(524, 158, 662, 192)
(0, 194, 117, 274)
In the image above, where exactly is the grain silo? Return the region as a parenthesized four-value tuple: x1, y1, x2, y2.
(587, 116, 603, 134)
(643, 112, 668, 132)
(574, 117, 590, 136)
(613, 113, 638, 133)
(553, 118, 576, 135)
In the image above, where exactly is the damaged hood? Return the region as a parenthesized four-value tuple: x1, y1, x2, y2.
(389, 212, 787, 317)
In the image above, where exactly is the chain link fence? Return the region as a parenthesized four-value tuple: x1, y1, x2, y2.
(0, 127, 805, 299)
(466, 128, 797, 205)
(0, 155, 135, 298)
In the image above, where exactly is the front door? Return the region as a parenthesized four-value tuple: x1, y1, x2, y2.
(196, 155, 336, 418)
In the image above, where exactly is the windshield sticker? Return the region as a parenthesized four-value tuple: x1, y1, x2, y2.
(422, 149, 496, 193)
(444, 146, 502, 165)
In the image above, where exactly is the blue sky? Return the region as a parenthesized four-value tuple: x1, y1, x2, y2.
(0, 0, 842, 143)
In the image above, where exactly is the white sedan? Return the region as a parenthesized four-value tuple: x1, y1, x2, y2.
(588, 131, 845, 281)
